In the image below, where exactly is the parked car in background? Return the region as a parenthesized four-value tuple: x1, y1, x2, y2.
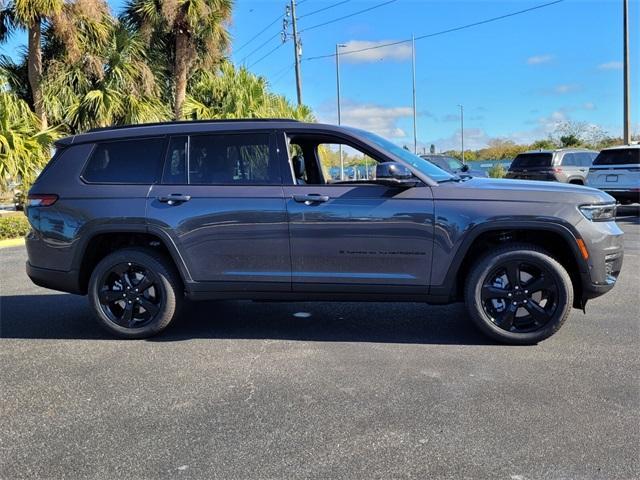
(586, 145, 640, 205)
(420, 154, 488, 178)
(25, 119, 623, 344)
(506, 149, 597, 184)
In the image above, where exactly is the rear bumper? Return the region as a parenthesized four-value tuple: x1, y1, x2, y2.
(26, 262, 83, 295)
(604, 190, 640, 204)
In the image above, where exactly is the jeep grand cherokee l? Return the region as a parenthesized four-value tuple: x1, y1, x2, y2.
(25, 120, 624, 344)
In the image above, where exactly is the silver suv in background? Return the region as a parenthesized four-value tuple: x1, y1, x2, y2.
(506, 149, 597, 184)
(586, 145, 640, 205)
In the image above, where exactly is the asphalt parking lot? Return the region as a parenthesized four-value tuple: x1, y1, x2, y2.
(1, 209, 639, 479)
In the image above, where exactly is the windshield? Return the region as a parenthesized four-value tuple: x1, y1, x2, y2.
(510, 153, 553, 169)
(345, 127, 456, 182)
(593, 148, 639, 165)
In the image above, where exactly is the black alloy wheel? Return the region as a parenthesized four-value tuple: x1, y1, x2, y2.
(89, 248, 183, 339)
(464, 244, 573, 344)
(97, 262, 163, 329)
(480, 260, 559, 333)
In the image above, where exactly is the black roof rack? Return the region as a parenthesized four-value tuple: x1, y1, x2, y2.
(87, 118, 300, 133)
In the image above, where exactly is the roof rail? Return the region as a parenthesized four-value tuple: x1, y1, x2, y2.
(87, 118, 301, 133)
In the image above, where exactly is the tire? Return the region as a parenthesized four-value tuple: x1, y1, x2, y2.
(464, 243, 573, 345)
(88, 248, 183, 339)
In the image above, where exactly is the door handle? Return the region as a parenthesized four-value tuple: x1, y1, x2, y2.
(158, 194, 191, 205)
(293, 193, 330, 204)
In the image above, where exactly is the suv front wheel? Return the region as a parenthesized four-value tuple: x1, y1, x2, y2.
(88, 248, 183, 339)
(464, 244, 573, 344)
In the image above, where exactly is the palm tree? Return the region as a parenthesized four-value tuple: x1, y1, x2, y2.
(0, 0, 110, 128)
(184, 62, 314, 121)
(124, 0, 232, 119)
(0, 0, 64, 128)
(43, 22, 169, 131)
(0, 74, 59, 188)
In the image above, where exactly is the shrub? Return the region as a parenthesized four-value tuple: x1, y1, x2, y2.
(488, 163, 507, 178)
(0, 214, 30, 240)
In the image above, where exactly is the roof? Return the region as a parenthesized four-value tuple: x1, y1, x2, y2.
(56, 118, 325, 146)
(600, 143, 640, 151)
(522, 148, 597, 154)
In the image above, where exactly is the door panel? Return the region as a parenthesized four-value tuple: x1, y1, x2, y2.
(147, 185, 290, 287)
(284, 184, 434, 290)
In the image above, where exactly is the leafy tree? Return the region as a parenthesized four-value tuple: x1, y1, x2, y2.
(43, 22, 169, 131)
(559, 134, 581, 147)
(0, 75, 59, 188)
(529, 138, 557, 150)
(184, 62, 313, 121)
(0, 0, 108, 128)
(124, 0, 232, 119)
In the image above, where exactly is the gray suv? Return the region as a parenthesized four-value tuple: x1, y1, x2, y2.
(25, 120, 623, 344)
(506, 148, 597, 184)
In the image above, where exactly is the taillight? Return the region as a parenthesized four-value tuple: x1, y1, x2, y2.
(26, 194, 58, 207)
(552, 167, 563, 173)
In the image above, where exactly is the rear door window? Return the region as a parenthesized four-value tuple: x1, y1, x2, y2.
(83, 137, 166, 184)
(593, 149, 640, 165)
(510, 153, 553, 168)
(160, 133, 280, 185)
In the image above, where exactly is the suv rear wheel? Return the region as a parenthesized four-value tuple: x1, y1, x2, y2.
(464, 244, 573, 344)
(88, 248, 183, 338)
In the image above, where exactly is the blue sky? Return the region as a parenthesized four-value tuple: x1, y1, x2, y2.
(2, 0, 638, 150)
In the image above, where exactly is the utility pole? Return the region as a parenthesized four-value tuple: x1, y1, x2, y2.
(623, 0, 631, 144)
(411, 34, 418, 154)
(336, 43, 346, 179)
(458, 104, 464, 163)
(290, 0, 303, 105)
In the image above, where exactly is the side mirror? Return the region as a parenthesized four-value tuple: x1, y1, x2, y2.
(376, 162, 411, 179)
(461, 163, 470, 172)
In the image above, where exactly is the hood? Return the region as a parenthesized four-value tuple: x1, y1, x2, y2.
(434, 177, 614, 204)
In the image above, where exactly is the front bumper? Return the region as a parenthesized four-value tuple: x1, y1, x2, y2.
(576, 219, 624, 303)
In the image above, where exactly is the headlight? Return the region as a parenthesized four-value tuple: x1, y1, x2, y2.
(579, 203, 617, 222)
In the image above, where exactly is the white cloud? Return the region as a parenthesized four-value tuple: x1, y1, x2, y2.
(339, 102, 413, 138)
(339, 40, 412, 63)
(428, 128, 492, 152)
(552, 83, 581, 94)
(527, 54, 554, 65)
(583, 102, 596, 110)
(598, 61, 623, 70)
(317, 100, 413, 138)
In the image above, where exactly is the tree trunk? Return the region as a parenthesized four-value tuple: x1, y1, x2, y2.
(27, 20, 47, 129)
(173, 32, 189, 120)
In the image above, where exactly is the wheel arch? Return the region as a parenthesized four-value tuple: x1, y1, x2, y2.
(74, 225, 192, 294)
(431, 220, 588, 308)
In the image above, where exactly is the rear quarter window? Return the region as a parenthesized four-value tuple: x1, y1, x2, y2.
(83, 137, 166, 184)
(593, 149, 640, 166)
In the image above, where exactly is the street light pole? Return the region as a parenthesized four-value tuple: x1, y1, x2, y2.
(411, 34, 418, 154)
(458, 104, 464, 163)
(623, 0, 631, 144)
(336, 43, 346, 179)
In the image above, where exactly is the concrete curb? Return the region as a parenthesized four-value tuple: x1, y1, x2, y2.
(0, 238, 25, 249)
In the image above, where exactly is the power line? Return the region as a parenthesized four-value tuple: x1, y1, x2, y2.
(298, 0, 352, 20)
(235, 14, 283, 54)
(305, 0, 565, 61)
(248, 42, 286, 69)
(299, 0, 397, 34)
(271, 63, 296, 86)
(241, 30, 281, 64)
